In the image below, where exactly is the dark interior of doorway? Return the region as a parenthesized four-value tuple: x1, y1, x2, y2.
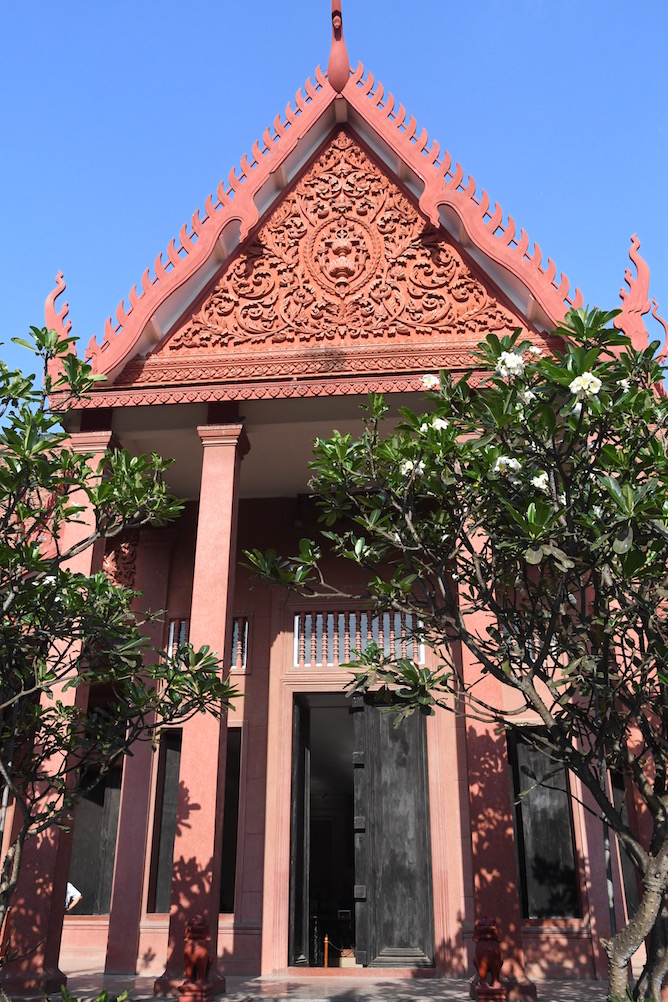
(305, 693, 356, 967)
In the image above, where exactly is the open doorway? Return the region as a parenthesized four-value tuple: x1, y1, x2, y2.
(289, 693, 356, 967)
(289, 691, 434, 969)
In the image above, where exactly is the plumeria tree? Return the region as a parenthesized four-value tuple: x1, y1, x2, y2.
(247, 308, 668, 1001)
(0, 328, 237, 953)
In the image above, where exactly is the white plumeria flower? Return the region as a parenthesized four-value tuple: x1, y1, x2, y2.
(527, 345, 542, 356)
(618, 378, 631, 392)
(400, 459, 426, 476)
(495, 351, 526, 379)
(519, 389, 536, 406)
(421, 416, 449, 434)
(569, 371, 602, 400)
(531, 471, 550, 493)
(422, 373, 440, 390)
(492, 456, 522, 477)
(592, 505, 603, 519)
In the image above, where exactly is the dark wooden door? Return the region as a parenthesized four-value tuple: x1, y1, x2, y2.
(289, 697, 310, 965)
(352, 694, 434, 967)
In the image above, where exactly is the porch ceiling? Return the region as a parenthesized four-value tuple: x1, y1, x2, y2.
(110, 392, 425, 501)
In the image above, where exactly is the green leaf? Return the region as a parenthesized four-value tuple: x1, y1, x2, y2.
(11, 336, 38, 352)
(612, 525, 633, 554)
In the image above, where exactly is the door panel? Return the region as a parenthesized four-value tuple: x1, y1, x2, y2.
(353, 695, 434, 967)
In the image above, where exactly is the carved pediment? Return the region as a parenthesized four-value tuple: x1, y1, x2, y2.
(118, 130, 530, 389)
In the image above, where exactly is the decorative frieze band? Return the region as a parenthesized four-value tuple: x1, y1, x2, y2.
(48, 367, 470, 409)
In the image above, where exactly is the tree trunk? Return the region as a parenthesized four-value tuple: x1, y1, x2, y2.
(650, 942, 668, 1002)
(605, 863, 668, 1000)
(635, 895, 668, 1001)
(609, 957, 631, 1000)
(0, 829, 25, 958)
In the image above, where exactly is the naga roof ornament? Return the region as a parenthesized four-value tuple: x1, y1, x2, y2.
(613, 234, 668, 358)
(44, 6, 663, 400)
(327, 1, 350, 94)
(45, 271, 71, 338)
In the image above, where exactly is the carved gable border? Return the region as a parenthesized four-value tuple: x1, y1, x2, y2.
(110, 129, 539, 402)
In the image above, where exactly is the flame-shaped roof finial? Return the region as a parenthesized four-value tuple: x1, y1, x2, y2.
(327, 1, 350, 94)
(614, 234, 652, 350)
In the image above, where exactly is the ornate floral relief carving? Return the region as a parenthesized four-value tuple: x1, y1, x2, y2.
(142, 131, 519, 364)
(103, 537, 138, 590)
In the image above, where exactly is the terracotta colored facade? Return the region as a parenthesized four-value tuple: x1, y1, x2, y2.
(2, 6, 666, 996)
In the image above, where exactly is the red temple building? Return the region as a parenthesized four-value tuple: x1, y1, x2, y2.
(2, 4, 665, 997)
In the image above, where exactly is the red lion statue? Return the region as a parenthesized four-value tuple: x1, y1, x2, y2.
(473, 915, 503, 988)
(183, 915, 213, 985)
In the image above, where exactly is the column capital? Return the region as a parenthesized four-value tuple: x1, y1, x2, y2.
(67, 429, 118, 454)
(196, 422, 250, 458)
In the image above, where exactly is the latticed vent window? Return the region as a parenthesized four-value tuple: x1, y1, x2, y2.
(293, 610, 424, 668)
(167, 617, 249, 672)
(167, 618, 189, 658)
(230, 616, 249, 672)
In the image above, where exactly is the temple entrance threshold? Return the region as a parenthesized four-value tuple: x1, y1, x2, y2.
(64, 971, 606, 1001)
(289, 693, 434, 970)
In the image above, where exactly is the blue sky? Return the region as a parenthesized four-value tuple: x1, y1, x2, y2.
(1, 1, 666, 375)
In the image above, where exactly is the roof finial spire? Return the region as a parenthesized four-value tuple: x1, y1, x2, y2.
(327, 1, 350, 94)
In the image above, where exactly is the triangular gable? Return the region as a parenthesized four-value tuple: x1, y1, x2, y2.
(111, 130, 540, 402)
(47, 8, 663, 410)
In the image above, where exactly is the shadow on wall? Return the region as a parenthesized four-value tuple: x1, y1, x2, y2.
(2, 826, 66, 984)
(174, 779, 202, 838)
(466, 724, 596, 981)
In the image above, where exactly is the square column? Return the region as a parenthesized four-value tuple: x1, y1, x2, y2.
(460, 622, 535, 998)
(104, 529, 175, 974)
(0, 430, 113, 998)
(155, 424, 249, 994)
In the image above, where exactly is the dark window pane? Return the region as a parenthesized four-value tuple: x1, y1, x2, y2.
(147, 730, 182, 913)
(220, 728, 242, 913)
(612, 772, 640, 919)
(68, 766, 122, 915)
(508, 731, 581, 919)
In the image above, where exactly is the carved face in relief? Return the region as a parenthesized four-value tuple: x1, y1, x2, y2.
(306, 218, 379, 297)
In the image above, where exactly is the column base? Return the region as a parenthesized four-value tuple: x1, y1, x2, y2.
(475, 985, 507, 1002)
(154, 971, 225, 998)
(502, 975, 537, 1001)
(178, 981, 217, 1002)
(0, 966, 67, 999)
(469, 975, 536, 1001)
